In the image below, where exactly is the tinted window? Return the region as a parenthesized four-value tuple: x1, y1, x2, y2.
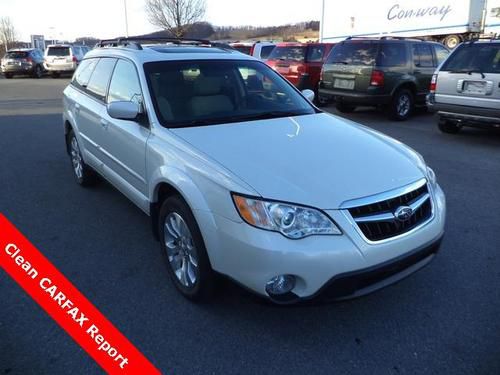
(108, 60, 142, 104)
(72, 58, 98, 88)
(47, 47, 70, 56)
(144, 60, 314, 128)
(326, 42, 377, 65)
(260, 45, 275, 59)
(233, 45, 252, 55)
(268, 46, 306, 62)
(377, 43, 407, 67)
(306, 45, 325, 62)
(5, 51, 29, 59)
(434, 44, 450, 65)
(86, 58, 116, 99)
(441, 44, 500, 73)
(413, 44, 434, 67)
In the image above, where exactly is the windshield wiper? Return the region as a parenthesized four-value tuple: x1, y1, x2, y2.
(448, 69, 485, 78)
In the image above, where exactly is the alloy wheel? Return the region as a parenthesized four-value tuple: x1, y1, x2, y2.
(397, 94, 411, 117)
(70, 137, 83, 179)
(164, 212, 199, 288)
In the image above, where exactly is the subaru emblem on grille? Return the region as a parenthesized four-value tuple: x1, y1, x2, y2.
(394, 206, 414, 222)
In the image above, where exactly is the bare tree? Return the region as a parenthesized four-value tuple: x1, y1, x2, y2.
(0, 17, 17, 51)
(145, 0, 206, 38)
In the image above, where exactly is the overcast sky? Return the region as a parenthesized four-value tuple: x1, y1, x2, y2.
(0, 0, 322, 41)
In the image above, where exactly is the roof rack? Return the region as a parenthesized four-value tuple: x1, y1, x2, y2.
(97, 36, 212, 50)
(466, 33, 499, 44)
(344, 36, 425, 42)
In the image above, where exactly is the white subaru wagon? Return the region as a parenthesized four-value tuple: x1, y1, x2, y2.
(62, 38, 446, 304)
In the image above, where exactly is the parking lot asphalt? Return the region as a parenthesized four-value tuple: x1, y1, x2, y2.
(1, 78, 499, 375)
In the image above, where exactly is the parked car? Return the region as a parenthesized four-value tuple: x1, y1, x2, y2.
(0, 48, 45, 78)
(63, 38, 445, 304)
(427, 39, 500, 133)
(266, 42, 335, 102)
(319, 37, 450, 120)
(44, 44, 86, 77)
(230, 41, 276, 60)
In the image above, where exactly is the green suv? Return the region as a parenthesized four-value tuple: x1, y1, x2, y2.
(319, 37, 449, 120)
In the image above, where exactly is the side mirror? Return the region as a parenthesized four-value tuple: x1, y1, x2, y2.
(107, 101, 140, 120)
(301, 89, 315, 103)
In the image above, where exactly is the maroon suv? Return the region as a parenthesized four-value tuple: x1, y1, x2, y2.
(266, 42, 335, 96)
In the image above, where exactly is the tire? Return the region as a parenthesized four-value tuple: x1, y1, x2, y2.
(438, 118, 461, 134)
(315, 93, 329, 107)
(67, 130, 97, 186)
(335, 102, 356, 113)
(442, 34, 461, 49)
(159, 195, 215, 302)
(388, 89, 414, 121)
(4, 73, 13, 79)
(32, 65, 42, 78)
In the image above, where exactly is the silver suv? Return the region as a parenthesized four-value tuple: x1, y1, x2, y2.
(428, 39, 500, 133)
(44, 44, 88, 77)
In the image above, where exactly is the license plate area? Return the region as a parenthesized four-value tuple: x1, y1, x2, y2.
(463, 81, 487, 94)
(334, 78, 355, 90)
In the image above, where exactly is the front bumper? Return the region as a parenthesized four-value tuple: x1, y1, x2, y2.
(197, 183, 446, 303)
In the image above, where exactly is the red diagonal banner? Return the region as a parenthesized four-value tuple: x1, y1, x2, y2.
(0, 214, 161, 374)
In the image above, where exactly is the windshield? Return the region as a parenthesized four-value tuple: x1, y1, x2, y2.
(326, 42, 377, 65)
(268, 46, 306, 62)
(47, 47, 71, 56)
(441, 44, 500, 74)
(5, 51, 29, 59)
(144, 60, 315, 128)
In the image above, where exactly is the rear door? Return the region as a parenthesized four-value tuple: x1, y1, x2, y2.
(436, 43, 500, 111)
(412, 43, 436, 102)
(304, 44, 329, 89)
(321, 41, 378, 94)
(99, 59, 150, 207)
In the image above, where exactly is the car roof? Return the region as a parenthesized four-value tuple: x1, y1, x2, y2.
(6, 48, 35, 52)
(83, 44, 255, 64)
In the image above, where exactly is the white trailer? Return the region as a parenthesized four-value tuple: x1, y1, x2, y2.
(320, 0, 500, 49)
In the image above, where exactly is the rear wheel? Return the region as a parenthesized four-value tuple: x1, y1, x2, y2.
(335, 102, 356, 113)
(438, 118, 461, 134)
(67, 130, 97, 186)
(4, 73, 13, 79)
(51, 72, 60, 78)
(442, 34, 461, 49)
(388, 89, 414, 121)
(159, 195, 215, 302)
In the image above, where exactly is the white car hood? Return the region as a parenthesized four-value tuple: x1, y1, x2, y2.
(170, 113, 426, 209)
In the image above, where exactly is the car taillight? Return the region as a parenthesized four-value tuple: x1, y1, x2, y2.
(250, 44, 255, 56)
(26, 57, 33, 63)
(72, 56, 77, 62)
(370, 70, 384, 86)
(430, 74, 438, 93)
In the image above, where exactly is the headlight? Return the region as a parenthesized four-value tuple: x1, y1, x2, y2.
(232, 194, 341, 239)
(427, 166, 437, 187)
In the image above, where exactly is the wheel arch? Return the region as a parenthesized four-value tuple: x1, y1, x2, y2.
(391, 81, 417, 97)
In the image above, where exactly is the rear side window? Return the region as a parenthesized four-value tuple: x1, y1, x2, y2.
(268, 46, 306, 62)
(47, 47, 70, 56)
(108, 59, 142, 104)
(413, 44, 434, 67)
(233, 45, 252, 55)
(434, 44, 450, 65)
(326, 42, 377, 65)
(306, 45, 325, 62)
(441, 44, 500, 73)
(260, 45, 275, 59)
(377, 44, 407, 67)
(72, 58, 98, 88)
(86, 58, 117, 99)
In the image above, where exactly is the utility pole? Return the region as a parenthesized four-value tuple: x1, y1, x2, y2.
(124, 0, 129, 37)
(319, 0, 325, 42)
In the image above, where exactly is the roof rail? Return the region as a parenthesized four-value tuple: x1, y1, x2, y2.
(466, 33, 499, 44)
(97, 36, 212, 50)
(344, 36, 425, 42)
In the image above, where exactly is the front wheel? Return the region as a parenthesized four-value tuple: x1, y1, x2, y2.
(67, 130, 97, 186)
(159, 196, 215, 302)
(32, 65, 43, 78)
(438, 118, 461, 134)
(388, 89, 414, 121)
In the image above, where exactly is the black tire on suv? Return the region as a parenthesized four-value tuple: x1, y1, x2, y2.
(388, 88, 414, 121)
(158, 195, 215, 302)
(438, 118, 461, 134)
(67, 129, 98, 186)
(335, 102, 356, 113)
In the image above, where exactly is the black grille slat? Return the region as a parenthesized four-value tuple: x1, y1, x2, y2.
(348, 184, 432, 241)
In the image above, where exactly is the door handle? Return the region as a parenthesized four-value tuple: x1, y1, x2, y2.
(100, 119, 109, 129)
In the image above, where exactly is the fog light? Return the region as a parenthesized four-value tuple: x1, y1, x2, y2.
(265, 274, 296, 296)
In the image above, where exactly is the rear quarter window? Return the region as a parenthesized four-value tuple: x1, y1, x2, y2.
(72, 58, 98, 89)
(434, 44, 450, 65)
(326, 42, 377, 65)
(85, 58, 117, 99)
(306, 45, 326, 62)
(377, 43, 408, 67)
